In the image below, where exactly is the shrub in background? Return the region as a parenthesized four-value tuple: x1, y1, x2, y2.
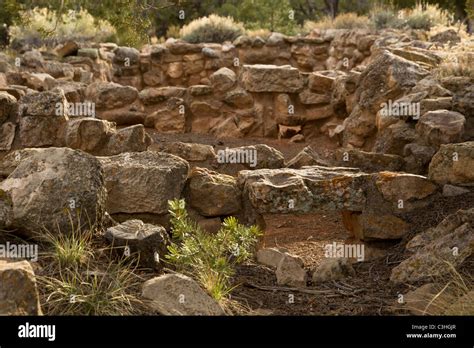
(304, 12, 371, 31)
(9, 7, 115, 47)
(180, 14, 245, 43)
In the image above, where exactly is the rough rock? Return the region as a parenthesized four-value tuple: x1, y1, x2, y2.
(18, 89, 68, 147)
(98, 151, 189, 215)
(0, 91, 17, 124)
(105, 219, 170, 270)
(335, 149, 404, 172)
(85, 82, 138, 109)
(256, 247, 288, 268)
(65, 118, 115, 154)
(276, 253, 307, 287)
(142, 273, 225, 315)
(0, 260, 42, 315)
(416, 110, 465, 147)
(375, 171, 438, 202)
(0, 122, 16, 151)
(240, 64, 304, 93)
(312, 258, 355, 283)
(209, 67, 236, 92)
(152, 142, 216, 162)
(391, 208, 473, 284)
(428, 142, 474, 186)
(0, 147, 106, 237)
(286, 146, 328, 168)
(186, 167, 242, 217)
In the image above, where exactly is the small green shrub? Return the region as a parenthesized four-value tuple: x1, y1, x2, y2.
(180, 14, 245, 43)
(166, 199, 262, 302)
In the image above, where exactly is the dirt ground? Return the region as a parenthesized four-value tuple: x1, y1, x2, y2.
(146, 130, 474, 316)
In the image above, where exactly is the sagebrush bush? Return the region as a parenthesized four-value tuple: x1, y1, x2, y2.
(180, 14, 245, 43)
(9, 7, 115, 46)
(304, 13, 370, 31)
(166, 199, 262, 302)
(370, 7, 404, 30)
(370, 3, 452, 31)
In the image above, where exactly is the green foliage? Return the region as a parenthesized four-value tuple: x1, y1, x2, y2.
(180, 14, 245, 43)
(8, 7, 115, 45)
(234, 0, 299, 35)
(166, 199, 262, 302)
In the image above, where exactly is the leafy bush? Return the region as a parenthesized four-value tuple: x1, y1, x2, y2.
(304, 13, 370, 31)
(180, 14, 245, 43)
(166, 199, 262, 302)
(9, 7, 115, 46)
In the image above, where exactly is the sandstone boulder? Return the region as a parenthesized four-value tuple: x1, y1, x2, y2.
(428, 142, 474, 186)
(0, 148, 106, 237)
(142, 273, 224, 315)
(186, 167, 242, 217)
(98, 151, 189, 215)
(240, 64, 304, 93)
(0, 260, 42, 315)
(416, 110, 465, 147)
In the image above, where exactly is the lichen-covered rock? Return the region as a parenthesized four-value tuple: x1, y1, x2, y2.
(98, 151, 189, 215)
(0, 148, 106, 237)
(209, 67, 236, 92)
(238, 166, 368, 214)
(18, 89, 68, 147)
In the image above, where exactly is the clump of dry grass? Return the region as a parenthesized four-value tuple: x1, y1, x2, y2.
(434, 40, 474, 78)
(35, 218, 145, 316)
(304, 13, 371, 31)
